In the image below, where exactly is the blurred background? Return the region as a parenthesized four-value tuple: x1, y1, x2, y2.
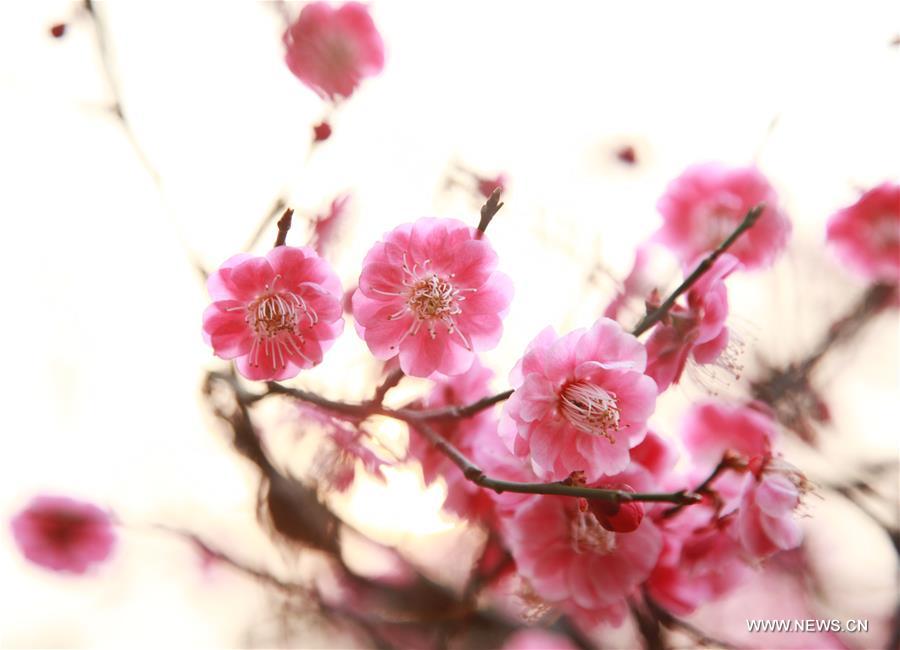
(1, 1, 898, 647)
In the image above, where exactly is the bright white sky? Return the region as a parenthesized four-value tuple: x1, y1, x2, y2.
(1, 1, 898, 647)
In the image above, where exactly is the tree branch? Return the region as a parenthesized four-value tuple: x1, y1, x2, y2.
(476, 187, 504, 238)
(631, 204, 765, 337)
(274, 207, 294, 247)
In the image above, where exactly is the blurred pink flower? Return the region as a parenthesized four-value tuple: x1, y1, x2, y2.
(628, 430, 678, 480)
(202, 246, 344, 381)
(10, 495, 116, 575)
(408, 360, 497, 520)
(311, 194, 352, 257)
(476, 172, 508, 199)
(312, 120, 332, 142)
(735, 458, 806, 559)
(647, 509, 749, 616)
(826, 182, 900, 282)
(501, 628, 578, 650)
(644, 253, 740, 392)
(655, 163, 791, 270)
(499, 467, 662, 618)
(680, 401, 776, 471)
(352, 217, 513, 377)
(499, 318, 657, 481)
(283, 2, 385, 100)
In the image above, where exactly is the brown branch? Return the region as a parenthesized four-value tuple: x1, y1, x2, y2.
(476, 187, 504, 238)
(245, 196, 288, 251)
(410, 420, 700, 505)
(662, 453, 742, 519)
(631, 204, 765, 337)
(274, 208, 295, 247)
(369, 368, 405, 406)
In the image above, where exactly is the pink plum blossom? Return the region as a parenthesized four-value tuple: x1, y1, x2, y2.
(352, 217, 513, 377)
(735, 458, 806, 559)
(644, 253, 740, 392)
(826, 182, 900, 282)
(408, 360, 497, 520)
(498, 465, 662, 620)
(311, 194, 352, 257)
(655, 163, 791, 270)
(647, 508, 750, 616)
(499, 318, 657, 482)
(202, 246, 344, 381)
(10, 495, 116, 575)
(680, 401, 776, 471)
(283, 2, 385, 100)
(629, 430, 678, 481)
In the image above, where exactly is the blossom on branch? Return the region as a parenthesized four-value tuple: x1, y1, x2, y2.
(10, 495, 116, 575)
(735, 457, 807, 559)
(679, 400, 776, 472)
(826, 181, 900, 283)
(654, 163, 791, 270)
(352, 217, 513, 377)
(499, 318, 657, 481)
(644, 253, 740, 392)
(202, 247, 344, 381)
(283, 2, 385, 100)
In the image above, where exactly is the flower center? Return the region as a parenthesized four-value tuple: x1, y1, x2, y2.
(570, 509, 617, 555)
(559, 381, 620, 442)
(242, 287, 317, 370)
(408, 275, 461, 321)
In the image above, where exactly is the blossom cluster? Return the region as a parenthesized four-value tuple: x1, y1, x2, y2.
(17, 3, 898, 645)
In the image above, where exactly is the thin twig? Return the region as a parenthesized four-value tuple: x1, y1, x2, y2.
(632, 204, 765, 337)
(369, 368, 405, 406)
(662, 453, 740, 519)
(245, 196, 288, 251)
(275, 208, 294, 247)
(476, 187, 504, 238)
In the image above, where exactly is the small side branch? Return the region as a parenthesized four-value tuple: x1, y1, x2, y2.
(274, 208, 295, 247)
(476, 188, 504, 238)
(632, 204, 764, 337)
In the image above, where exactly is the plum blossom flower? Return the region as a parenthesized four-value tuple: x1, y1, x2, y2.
(629, 430, 678, 480)
(408, 360, 497, 520)
(498, 465, 662, 619)
(826, 182, 900, 282)
(10, 495, 116, 575)
(655, 163, 791, 270)
(352, 217, 513, 377)
(202, 246, 344, 381)
(644, 253, 740, 392)
(310, 194, 352, 257)
(679, 401, 776, 472)
(283, 2, 385, 100)
(499, 318, 657, 481)
(735, 457, 807, 559)
(647, 507, 749, 616)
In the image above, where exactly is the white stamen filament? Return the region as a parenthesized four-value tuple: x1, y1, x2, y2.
(559, 381, 621, 442)
(245, 287, 317, 370)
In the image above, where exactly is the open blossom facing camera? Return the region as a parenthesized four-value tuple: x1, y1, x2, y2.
(499, 466, 662, 619)
(655, 163, 791, 270)
(826, 182, 900, 282)
(499, 318, 657, 481)
(203, 247, 344, 381)
(352, 217, 513, 377)
(645, 253, 740, 392)
(283, 2, 385, 100)
(11, 496, 116, 575)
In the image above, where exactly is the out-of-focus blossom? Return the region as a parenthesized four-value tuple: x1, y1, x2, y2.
(10, 495, 116, 575)
(735, 457, 807, 559)
(310, 194, 351, 257)
(826, 182, 900, 282)
(202, 247, 344, 381)
(312, 120, 332, 143)
(501, 628, 578, 650)
(49, 23, 66, 38)
(655, 163, 791, 270)
(499, 318, 657, 481)
(644, 253, 740, 392)
(352, 217, 513, 377)
(679, 401, 776, 471)
(476, 172, 508, 199)
(615, 145, 637, 165)
(629, 430, 678, 480)
(283, 2, 385, 100)
(603, 244, 653, 321)
(499, 466, 662, 621)
(408, 360, 497, 520)
(647, 508, 749, 616)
